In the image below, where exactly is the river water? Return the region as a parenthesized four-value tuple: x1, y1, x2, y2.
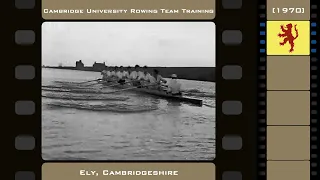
(42, 68, 216, 160)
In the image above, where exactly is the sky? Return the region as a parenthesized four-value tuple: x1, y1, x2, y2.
(42, 22, 215, 67)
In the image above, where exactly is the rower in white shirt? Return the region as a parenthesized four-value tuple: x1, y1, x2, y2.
(129, 65, 139, 79)
(139, 70, 151, 86)
(137, 71, 147, 86)
(110, 67, 117, 77)
(144, 71, 157, 89)
(153, 69, 167, 84)
(125, 66, 131, 79)
(122, 67, 130, 79)
(166, 74, 182, 95)
(116, 66, 126, 84)
(130, 65, 139, 86)
(132, 66, 147, 87)
(108, 67, 118, 82)
(106, 70, 111, 77)
(101, 70, 108, 81)
(150, 69, 166, 90)
(137, 66, 146, 81)
(146, 72, 156, 83)
(101, 70, 107, 75)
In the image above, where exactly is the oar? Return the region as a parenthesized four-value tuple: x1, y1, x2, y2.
(76, 78, 101, 84)
(102, 82, 123, 88)
(100, 79, 140, 88)
(103, 83, 156, 94)
(103, 86, 140, 94)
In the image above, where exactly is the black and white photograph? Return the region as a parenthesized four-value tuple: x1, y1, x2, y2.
(42, 22, 216, 160)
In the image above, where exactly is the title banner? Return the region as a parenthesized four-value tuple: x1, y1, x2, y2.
(42, 0, 215, 19)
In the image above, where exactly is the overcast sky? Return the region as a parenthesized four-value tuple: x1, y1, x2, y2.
(42, 22, 215, 67)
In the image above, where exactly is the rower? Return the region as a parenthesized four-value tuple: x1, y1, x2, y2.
(116, 66, 125, 84)
(111, 67, 117, 78)
(137, 66, 146, 81)
(123, 66, 130, 80)
(166, 74, 182, 95)
(137, 70, 147, 86)
(108, 67, 117, 82)
(141, 69, 155, 88)
(137, 66, 149, 86)
(106, 69, 112, 79)
(152, 69, 166, 90)
(125, 66, 132, 84)
(153, 69, 167, 84)
(145, 71, 157, 89)
(102, 69, 113, 82)
(130, 65, 139, 86)
(101, 70, 108, 81)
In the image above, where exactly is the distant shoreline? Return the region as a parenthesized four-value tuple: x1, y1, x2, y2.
(43, 66, 216, 82)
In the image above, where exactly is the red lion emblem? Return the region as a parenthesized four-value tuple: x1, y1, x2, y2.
(278, 23, 299, 53)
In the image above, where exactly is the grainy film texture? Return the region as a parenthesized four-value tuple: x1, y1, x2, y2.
(41, 22, 216, 161)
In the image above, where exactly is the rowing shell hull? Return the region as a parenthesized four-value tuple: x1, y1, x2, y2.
(99, 81, 203, 106)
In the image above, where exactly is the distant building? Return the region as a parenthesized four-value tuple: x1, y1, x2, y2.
(76, 60, 84, 70)
(92, 62, 106, 71)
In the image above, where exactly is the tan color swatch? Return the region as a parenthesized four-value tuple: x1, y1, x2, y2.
(267, 0, 310, 20)
(42, 163, 215, 180)
(267, 91, 310, 125)
(267, 126, 310, 161)
(267, 56, 310, 90)
(42, 0, 215, 19)
(267, 161, 310, 180)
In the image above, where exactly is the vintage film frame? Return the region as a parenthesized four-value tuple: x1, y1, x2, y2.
(12, 1, 258, 180)
(258, 1, 319, 180)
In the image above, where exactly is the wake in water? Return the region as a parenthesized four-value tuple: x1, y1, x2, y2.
(46, 101, 158, 113)
(42, 82, 159, 113)
(42, 87, 106, 94)
(184, 91, 215, 98)
(42, 94, 129, 101)
(42, 80, 215, 112)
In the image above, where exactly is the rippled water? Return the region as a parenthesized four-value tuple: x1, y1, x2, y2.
(42, 68, 216, 160)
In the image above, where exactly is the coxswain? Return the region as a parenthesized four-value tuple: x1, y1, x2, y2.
(166, 74, 182, 95)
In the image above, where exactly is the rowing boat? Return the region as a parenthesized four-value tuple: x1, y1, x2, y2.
(98, 81, 203, 106)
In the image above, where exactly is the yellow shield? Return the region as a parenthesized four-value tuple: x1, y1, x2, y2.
(267, 21, 310, 55)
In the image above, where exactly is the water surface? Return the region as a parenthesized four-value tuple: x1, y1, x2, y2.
(42, 68, 216, 160)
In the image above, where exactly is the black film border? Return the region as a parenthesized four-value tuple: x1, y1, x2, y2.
(310, 1, 319, 180)
(257, 1, 266, 180)
(12, 1, 258, 180)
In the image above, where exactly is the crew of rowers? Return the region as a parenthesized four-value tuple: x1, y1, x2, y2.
(101, 65, 181, 95)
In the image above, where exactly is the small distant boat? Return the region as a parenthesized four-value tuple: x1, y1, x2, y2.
(99, 81, 203, 106)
